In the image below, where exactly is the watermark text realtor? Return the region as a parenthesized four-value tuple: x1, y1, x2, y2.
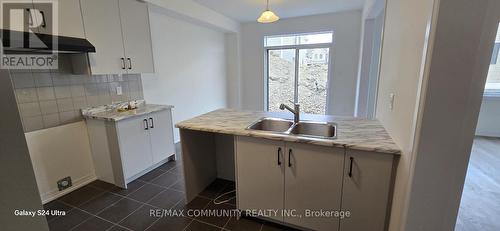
(1, 1, 58, 69)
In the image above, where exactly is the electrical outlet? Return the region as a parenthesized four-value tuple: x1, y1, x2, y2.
(116, 86, 123, 95)
(389, 93, 395, 111)
(57, 177, 72, 191)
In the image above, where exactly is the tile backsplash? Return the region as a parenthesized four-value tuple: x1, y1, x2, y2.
(10, 70, 144, 133)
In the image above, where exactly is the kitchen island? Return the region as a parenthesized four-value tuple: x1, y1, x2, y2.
(176, 109, 401, 231)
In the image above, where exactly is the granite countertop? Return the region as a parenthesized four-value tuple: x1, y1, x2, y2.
(176, 109, 401, 155)
(82, 104, 174, 122)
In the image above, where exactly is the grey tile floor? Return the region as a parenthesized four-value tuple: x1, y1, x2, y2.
(44, 159, 296, 231)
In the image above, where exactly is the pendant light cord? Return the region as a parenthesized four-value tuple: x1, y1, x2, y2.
(266, 0, 270, 11)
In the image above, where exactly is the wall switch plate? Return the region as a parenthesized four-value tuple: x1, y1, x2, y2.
(116, 86, 123, 95)
(389, 93, 395, 111)
(57, 176, 72, 191)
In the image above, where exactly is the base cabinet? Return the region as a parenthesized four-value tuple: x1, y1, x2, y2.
(235, 136, 396, 231)
(235, 136, 285, 221)
(87, 108, 175, 188)
(116, 115, 153, 180)
(149, 109, 175, 164)
(284, 142, 344, 231)
(340, 150, 394, 231)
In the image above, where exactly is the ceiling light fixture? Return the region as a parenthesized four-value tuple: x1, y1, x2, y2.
(257, 0, 279, 23)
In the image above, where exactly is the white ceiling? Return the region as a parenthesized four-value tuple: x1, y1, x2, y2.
(193, 0, 366, 23)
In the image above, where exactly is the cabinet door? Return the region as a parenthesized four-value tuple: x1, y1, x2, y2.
(284, 143, 344, 231)
(148, 110, 175, 164)
(118, 0, 155, 74)
(116, 116, 153, 180)
(32, 0, 85, 38)
(80, 0, 127, 75)
(236, 136, 285, 222)
(340, 150, 394, 231)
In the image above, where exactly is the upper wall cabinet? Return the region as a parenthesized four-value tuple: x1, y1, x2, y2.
(32, 0, 86, 38)
(80, 0, 155, 75)
(118, 0, 155, 74)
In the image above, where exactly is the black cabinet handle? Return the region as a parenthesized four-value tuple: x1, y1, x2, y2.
(149, 117, 154, 128)
(26, 9, 34, 27)
(40, 11, 46, 28)
(288, 149, 292, 167)
(277, 147, 282, 165)
(127, 58, 132, 70)
(121, 58, 126, 69)
(143, 119, 149, 130)
(348, 157, 354, 177)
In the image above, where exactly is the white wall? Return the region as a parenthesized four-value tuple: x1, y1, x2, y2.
(240, 11, 362, 116)
(225, 33, 242, 109)
(1, 68, 48, 231)
(375, 0, 435, 230)
(476, 98, 500, 137)
(404, 0, 500, 229)
(142, 5, 228, 142)
(25, 121, 96, 203)
(356, 9, 385, 118)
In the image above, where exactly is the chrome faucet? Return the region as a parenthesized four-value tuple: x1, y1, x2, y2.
(280, 102, 300, 123)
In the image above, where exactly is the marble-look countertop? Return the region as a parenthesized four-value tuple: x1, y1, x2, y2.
(82, 104, 174, 122)
(176, 109, 401, 155)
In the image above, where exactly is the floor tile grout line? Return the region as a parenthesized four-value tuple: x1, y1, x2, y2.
(137, 178, 179, 191)
(45, 206, 75, 224)
(143, 195, 189, 231)
(192, 218, 229, 230)
(58, 200, 133, 231)
(104, 187, 168, 228)
(221, 213, 232, 230)
(138, 168, 170, 183)
(182, 219, 195, 231)
(50, 187, 108, 224)
(142, 188, 168, 208)
(181, 194, 223, 230)
(113, 203, 160, 230)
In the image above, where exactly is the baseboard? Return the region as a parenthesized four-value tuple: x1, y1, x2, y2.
(40, 173, 97, 204)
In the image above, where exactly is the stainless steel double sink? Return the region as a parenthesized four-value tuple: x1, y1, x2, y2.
(246, 117, 337, 139)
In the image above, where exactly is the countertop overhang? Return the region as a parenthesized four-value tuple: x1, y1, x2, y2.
(176, 109, 401, 155)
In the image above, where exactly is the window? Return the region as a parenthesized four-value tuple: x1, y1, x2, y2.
(485, 24, 500, 96)
(265, 32, 333, 114)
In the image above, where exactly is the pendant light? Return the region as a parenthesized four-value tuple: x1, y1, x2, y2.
(257, 0, 279, 23)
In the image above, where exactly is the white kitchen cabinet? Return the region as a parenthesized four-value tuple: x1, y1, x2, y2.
(284, 142, 344, 231)
(235, 137, 396, 231)
(148, 110, 175, 164)
(236, 137, 344, 229)
(80, 0, 154, 75)
(236, 136, 285, 221)
(340, 149, 395, 231)
(86, 108, 175, 188)
(116, 116, 153, 179)
(80, 0, 126, 75)
(32, 0, 85, 38)
(118, 0, 155, 74)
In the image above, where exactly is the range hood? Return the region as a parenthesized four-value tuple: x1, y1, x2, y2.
(1, 29, 95, 54)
